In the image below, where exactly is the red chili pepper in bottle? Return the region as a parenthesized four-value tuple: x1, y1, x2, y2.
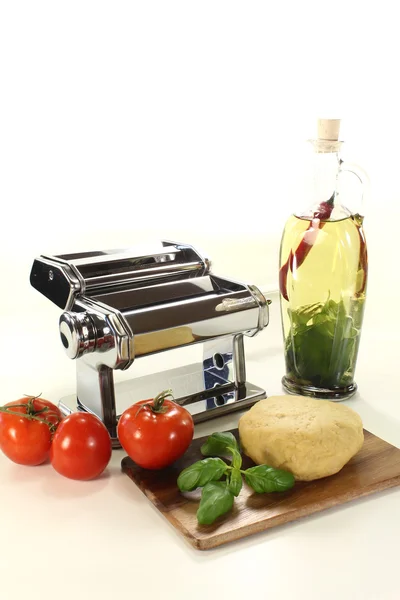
(279, 196, 335, 301)
(354, 216, 368, 296)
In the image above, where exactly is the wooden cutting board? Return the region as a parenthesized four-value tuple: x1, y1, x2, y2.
(121, 429, 400, 550)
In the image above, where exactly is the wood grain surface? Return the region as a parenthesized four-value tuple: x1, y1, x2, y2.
(121, 429, 400, 550)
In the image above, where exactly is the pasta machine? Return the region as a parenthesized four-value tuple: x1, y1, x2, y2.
(30, 241, 270, 446)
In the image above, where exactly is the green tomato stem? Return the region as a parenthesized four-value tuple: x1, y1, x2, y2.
(0, 406, 58, 432)
(150, 389, 174, 413)
(33, 406, 50, 416)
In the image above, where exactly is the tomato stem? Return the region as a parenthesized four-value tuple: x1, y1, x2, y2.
(150, 389, 174, 414)
(33, 406, 50, 416)
(0, 406, 58, 433)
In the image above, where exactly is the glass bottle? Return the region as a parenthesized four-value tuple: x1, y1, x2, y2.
(279, 119, 368, 400)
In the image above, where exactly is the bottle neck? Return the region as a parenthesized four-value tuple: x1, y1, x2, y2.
(297, 141, 349, 221)
(312, 150, 340, 207)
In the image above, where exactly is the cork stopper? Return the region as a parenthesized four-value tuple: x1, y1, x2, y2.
(317, 118, 341, 141)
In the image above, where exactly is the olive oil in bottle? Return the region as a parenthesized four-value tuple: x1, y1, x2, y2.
(279, 119, 368, 400)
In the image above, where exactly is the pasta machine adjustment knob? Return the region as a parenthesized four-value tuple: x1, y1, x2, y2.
(59, 312, 114, 359)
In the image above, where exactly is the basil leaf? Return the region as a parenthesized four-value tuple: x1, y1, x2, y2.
(231, 448, 242, 470)
(197, 481, 235, 525)
(245, 465, 295, 493)
(200, 432, 239, 458)
(177, 458, 227, 492)
(285, 297, 365, 389)
(228, 468, 243, 497)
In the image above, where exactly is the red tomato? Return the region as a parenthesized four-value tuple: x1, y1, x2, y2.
(0, 396, 63, 466)
(118, 391, 194, 470)
(50, 412, 112, 480)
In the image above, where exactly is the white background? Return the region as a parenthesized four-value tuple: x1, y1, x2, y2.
(0, 1, 399, 377)
(1, 1, 399, 310)
(1, 5, 400, 599)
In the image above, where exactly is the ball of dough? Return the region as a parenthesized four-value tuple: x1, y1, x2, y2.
(238, 395, 364, 481)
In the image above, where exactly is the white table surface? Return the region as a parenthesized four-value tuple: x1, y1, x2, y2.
(0, 291, 399, 600)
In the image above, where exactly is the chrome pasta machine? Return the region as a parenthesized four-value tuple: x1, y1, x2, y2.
(30, 241, 270, 446)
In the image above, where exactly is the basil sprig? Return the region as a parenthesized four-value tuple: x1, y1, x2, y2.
(177, 431, 295, 525)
